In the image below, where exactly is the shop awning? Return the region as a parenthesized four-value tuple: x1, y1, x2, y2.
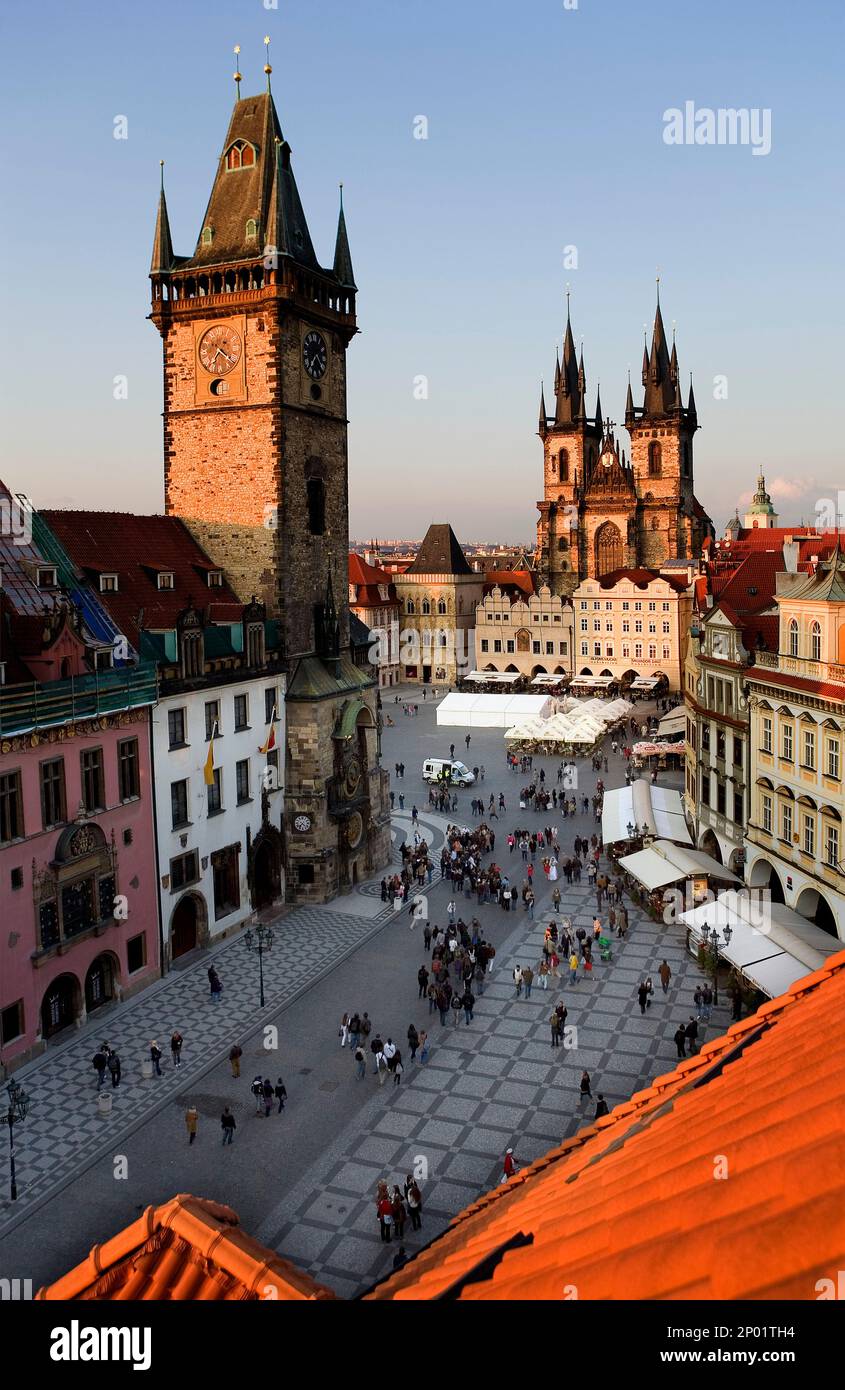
(680, 891, 841, 998)
(466, 671, 521, 684)
(602, 783, 693, 845)
(657, 709, 686, 739)
(629, 676, 660, 690)
(619, 841, 743, 892)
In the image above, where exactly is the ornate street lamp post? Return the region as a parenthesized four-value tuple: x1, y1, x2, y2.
(4, 1079, 30, 1202)
(244, 923, 274, 1009)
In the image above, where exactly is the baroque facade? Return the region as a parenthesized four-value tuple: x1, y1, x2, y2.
(536, 294, 713, 596)
(475, 585, 574, 679)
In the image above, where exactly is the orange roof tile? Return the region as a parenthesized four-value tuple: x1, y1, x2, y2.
(35, 1194, 336, 1302)
(364, 951, 845, 1301)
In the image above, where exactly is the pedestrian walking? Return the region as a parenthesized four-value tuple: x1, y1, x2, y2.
(522, 966, 534, 999)
(170, 1031, 184, 1069)
(673, 1024, 687, 1058)
(229, 1044, 242, 1078)
(274, 1078, 287, 1113)
(550, 1010, 561, 1048)
(417, 964, 429, 999)
(107, 1050, 121, 1088)
(462, 988, 475, 1025)
(501, 1147, 519, 1182)
(406, 1176, 423, 1230)
(208, 967, 222, 1004)
(339, 1012, 350, 1047)
(579, 1070, 593, 1103)
(637, 981, 650, 1016)
(150, 1040, 163, 1076)
(513, 964, 523, 997)
(659, 959, 672, 994)
(354, 1044, 366, 1080)
(594, 1094, 609, 1119)
(377, 1189, 394, 1243)
(393, 1053, 404, 1086)
(251, 1075, 264, 1114)
(419, 1029, 429, 1064)
(262, 1077, 274, 1117)
(685, 1016, 699, 1054)
(407, 1024, 419, 1060)
(569, 952, 579, 986)
(92, 1046, 108, 1089)
(185, 1105, 198, 1144)
(221, 1107, 236, 1145)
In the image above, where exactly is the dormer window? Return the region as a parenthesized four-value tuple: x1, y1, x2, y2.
(201, 226, 214, 246)
(157, 572, 175, 591)
(36, 566, 58, 589)
(245, 217, 259, 240)
(225, 141, 257, 172)
(100, 573, 118, 593)
(207, 570, 223, 588)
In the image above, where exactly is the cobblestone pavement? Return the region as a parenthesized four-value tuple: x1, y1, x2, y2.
(0, 906, 392, 1233)
(0, 690, 723, 1296)
(255, 870, 728, 1298)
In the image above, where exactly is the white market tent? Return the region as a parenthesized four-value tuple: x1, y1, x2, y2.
(629, 676, 661, 691)
(679, 891, 841, 998)
(657, 708, 686, 740)
(570, 675, 616, 689)
(619, 840, 743, 892)
(466, 671, 521, 685)
(531, 674, 568, 687)
(602, 783, 693, 845)
(437, 692, 552, 729)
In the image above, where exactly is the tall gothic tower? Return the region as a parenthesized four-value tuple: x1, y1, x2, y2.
(149, 76, 390, 902)
(624, 290, 709, 566)
(536, 302, 602, 595)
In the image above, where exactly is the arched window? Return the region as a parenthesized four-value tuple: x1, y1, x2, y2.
(558, 537, 568, 552)
(651, 516, 659, 531)
(225, 141, 257, 171)
(245, 218, 258, 240)
(201, 226, 213, 246)
(306, 479, 325, 535)
(648, 441, 662, 477)
(406, 600, 415, 615)
(595, 521, 623, 577)
(421, 598, 431, 616)
(788, 618, 799, 657)
(811, 620, 821, 662)
(437, 598, 447, 615)
(559, 448, 569, 482)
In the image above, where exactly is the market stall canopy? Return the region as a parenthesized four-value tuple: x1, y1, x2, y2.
(602, 783, 693, 845)
(466, 671, 521, 684)
(657, 708, 686, 739)
(531, 674, 568, 687)
(437, 692, 552, 728)
(619, 841, 743, 892)
(633, 741, 684, 758)
(680, 891, 841, 997)
(569, 675, 616, 689)
(629, 676, 660, 690)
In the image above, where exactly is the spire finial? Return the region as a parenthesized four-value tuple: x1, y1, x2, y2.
(566, 282, 571, 320)
(264, 35, 272, 92)
(233, 44, 242, 98)
(656, 267, 660, 305)
(339, 181, 344, 211)
(159, 159, 165, 192)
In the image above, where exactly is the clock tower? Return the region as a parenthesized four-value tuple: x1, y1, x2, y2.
(149, 74, 390, 902)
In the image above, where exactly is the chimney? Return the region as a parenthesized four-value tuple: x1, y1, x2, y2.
(782, 537, 799, 573)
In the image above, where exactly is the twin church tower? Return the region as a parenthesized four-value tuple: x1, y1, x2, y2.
(536, 293, 714, 595)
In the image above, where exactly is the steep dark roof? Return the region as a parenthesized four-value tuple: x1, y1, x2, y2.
(408, 525, 473, 576)
(183, 92, 319, 273)
(150, 181, 174, 274)
(554, 309, 582, 425)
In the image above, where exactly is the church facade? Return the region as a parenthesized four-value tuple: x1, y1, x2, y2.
(149, 79, 390, 902)
(536, 296, 714, 596)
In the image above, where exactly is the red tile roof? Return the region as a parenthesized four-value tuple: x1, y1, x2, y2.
(365, 951, 845, 1301)
(745, 667, 845, 701)
(483, 570, 536, 598)
(597, 567, 689, 593)
(42, 512, 244, 644)
(348, 553, 398, 607)
(36, 1195, 335, 1302)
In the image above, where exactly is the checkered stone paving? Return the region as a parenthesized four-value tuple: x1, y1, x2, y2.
(0, 907, 390, 1234)
(255, 879, 730, 1296)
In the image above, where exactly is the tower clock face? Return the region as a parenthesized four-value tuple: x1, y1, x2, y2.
(198, 325, 242, 375)
(344, 755, 362, 798)
(303, 330, 328, 380)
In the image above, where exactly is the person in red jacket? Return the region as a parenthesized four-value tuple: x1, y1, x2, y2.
(502, 1147, 519, 1181)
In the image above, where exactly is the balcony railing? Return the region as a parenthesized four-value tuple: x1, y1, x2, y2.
(753, 650, 845, 682)
(0, 663, 158, 738)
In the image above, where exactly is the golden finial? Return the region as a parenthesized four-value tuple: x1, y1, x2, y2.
(264, 35, 272, 92)
(233, 44, 242, 98)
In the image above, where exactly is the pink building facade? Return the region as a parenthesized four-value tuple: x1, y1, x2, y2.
(0, 492, 160, 1072)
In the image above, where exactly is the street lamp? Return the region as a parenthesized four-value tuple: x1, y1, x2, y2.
(626, 821, 635, 838)
(4, 1079, 30, 1202)
(244, 923, 274, 1008)
(705, 925, 724, 1004)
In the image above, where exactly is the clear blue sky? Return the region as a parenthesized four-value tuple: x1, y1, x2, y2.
(3, 0, 842, 543)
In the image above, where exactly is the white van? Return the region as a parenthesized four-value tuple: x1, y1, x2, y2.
(422, 758, 475, 786)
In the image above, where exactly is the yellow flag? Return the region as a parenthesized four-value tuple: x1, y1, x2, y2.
(203, 723, 216, 787)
